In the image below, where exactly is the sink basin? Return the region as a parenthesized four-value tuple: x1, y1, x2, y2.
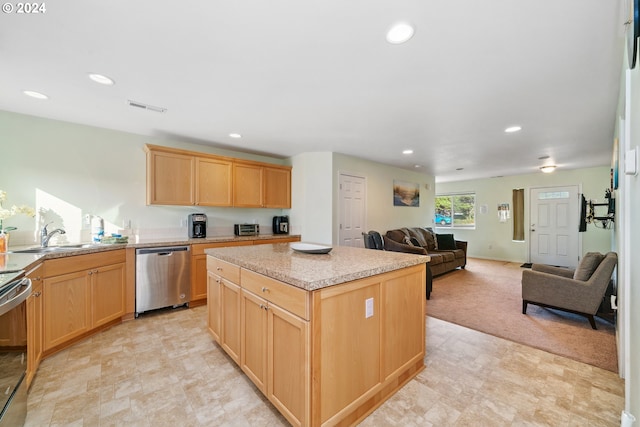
(11, 244, 99, 254)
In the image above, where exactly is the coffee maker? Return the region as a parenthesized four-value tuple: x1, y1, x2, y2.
(272, 216, 289, 234)
(188, 213, 207, 238)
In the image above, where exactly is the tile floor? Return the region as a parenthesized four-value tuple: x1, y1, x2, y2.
(25, 306, 625, 426)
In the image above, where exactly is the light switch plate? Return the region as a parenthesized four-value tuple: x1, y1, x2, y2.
(625, 147, 638, 176)
(365, 298, 374, 318)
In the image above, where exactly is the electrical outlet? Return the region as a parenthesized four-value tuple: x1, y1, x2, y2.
(365, 298, 374, 318)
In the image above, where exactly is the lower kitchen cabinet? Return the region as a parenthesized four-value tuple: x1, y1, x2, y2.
(240, 289, 309, 426)
(26, 263, 44, 388)
(207, 256, 242, 364)
(42, 250, 125, 354)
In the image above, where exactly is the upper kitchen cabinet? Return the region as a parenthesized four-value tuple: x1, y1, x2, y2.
(146, 147, 194, 205)
(263, 166, 291, 208)
(233, 161, 291, 208)
(195, 157, 233, 207)
(145, 145, 290, 208)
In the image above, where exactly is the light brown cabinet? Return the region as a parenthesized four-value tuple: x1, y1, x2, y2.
(146, 148, 194, 205)
(43, 250, 125, 354)
(195, 157, 233, 206)
(26, 263, 44, 388)
(145, 144, 291, 208)
(207, 257, 242, 364)
(240, 286, 309, 427)
(233, 162, 291, 208)
(208, 254, 425, 427)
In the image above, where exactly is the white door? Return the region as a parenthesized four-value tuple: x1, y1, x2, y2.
(338, 173, 366, 247)
(529, 186, 580, 267)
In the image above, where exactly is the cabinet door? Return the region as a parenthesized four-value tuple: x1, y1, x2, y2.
(268, 303, 309, 427)
(43, 271, 90, 351)
(191, 254, 208, 304)
(220, 279, 241, 363)
(240, 290, 268, 393)
(233, 163, 263, 207)
(26, 276, 43, 388)
(91, 263, 125, 328)
(207, 271, 221, 342)
(147, 150, 194, 205)
(263, 167, 291, 208)
(196, 157, 233, 206)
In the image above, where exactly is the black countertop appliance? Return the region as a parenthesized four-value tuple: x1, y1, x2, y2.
(272, 216, 289, 234)
(188, 213, 207, 238)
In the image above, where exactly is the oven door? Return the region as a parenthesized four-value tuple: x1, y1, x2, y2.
(0, 276, 31, 426)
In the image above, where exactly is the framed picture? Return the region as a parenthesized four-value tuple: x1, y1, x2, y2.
(393, 180, 420, 207)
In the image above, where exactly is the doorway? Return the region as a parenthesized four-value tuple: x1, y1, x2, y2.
(338, 173, 366, 247)
(529, 185, 580, 267)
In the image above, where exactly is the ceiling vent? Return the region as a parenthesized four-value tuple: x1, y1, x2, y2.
(127, 100, 167, 113)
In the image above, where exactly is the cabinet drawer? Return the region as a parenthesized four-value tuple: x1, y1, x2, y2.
(241, 269, 308, 320)
(207, 257, 240, 283)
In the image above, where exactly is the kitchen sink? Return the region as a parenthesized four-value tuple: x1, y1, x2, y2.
(11, 244, 100, 254)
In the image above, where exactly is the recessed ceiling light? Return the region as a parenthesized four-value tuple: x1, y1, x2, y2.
(505, 126, 522, 133)
(229, 133, 242, 139)
(402, 149, 413, 155)
(540, 165, 557, 173)
(23, 90, 48, 100)
(386, 22, 415, 44)
(88, 73, 115, 85)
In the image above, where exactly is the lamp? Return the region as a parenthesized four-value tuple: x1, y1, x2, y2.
(540, 165, 557, 173)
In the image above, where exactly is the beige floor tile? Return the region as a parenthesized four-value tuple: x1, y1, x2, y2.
(24, 306, 624, 427)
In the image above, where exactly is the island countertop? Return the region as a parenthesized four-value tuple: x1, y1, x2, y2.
(206, 242, 429, 291)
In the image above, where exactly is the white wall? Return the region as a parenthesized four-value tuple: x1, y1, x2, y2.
(289, 152, 333, 244)
(0, 110, 290, 246)
(332, 153, 435, 242)
(620, 49, 640, 421)
(436, 167, 613, 263)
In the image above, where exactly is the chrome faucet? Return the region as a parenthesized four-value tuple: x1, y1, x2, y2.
(41, 222, 66, 247)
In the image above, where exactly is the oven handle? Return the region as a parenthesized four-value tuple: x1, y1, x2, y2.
(0, 278, 32, 317)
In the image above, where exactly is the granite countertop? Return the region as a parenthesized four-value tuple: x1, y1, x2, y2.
(206, 243, 429, 291)
(1, 234, 300, 274)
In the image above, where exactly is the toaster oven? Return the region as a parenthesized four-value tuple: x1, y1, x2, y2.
(234, 223, 260, 236)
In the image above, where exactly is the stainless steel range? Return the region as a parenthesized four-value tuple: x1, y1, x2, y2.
(0, 271, 31, 426)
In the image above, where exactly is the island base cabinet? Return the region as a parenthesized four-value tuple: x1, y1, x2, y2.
(240, 287, 310, 427)
(268, 303, 309, 427)
(208, 255, 425, 427)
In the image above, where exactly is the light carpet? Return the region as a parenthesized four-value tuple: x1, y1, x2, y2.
(426, 258, 618, 372)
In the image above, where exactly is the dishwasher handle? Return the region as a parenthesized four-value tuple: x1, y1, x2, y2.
(136, 246, 190, 256)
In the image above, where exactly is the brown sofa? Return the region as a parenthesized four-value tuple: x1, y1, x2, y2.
(384, 227, 467, 276)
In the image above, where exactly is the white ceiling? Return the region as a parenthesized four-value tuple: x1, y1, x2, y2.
(0, 0, 627, 182)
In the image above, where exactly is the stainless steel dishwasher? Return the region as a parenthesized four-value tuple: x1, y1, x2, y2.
(135, 246, 191, 316)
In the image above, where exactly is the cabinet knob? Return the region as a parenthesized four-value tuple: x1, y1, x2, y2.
(261, 287, 268, 292)
(216, 267, 222, 271)
(216, 278, 221, 284)
(34, 291, 41, 297)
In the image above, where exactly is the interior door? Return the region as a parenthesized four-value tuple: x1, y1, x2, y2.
(338, 173, 366, 247)
(529, 186, 580, 267)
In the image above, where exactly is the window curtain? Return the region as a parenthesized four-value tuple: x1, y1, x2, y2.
(513, 189, 525, 241)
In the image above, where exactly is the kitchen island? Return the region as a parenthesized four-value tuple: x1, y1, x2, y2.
(206, 243, 429, 427)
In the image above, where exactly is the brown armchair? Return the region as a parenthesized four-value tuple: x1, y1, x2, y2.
(521, 252, 617, 329)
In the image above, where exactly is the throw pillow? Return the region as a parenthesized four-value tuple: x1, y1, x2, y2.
(436, 234, 457, 250)
(422, 228, 437, 250)
(573, 252, 605, 281)
(408, 228, 428, 247)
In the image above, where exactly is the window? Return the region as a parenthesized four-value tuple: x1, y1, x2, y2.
(434, 193, 475, 228)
